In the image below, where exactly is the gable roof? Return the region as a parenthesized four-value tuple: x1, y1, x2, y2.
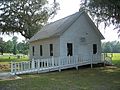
(30, 10, 104, 42)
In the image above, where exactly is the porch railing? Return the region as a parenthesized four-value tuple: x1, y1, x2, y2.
(10, 54, 111, 75)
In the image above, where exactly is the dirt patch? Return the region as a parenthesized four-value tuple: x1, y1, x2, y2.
(0, 64, 10, 71)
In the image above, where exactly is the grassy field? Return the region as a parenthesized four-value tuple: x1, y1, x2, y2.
(0, 53, 120, 90)
(0, 54, 29, 62)
(0, 54, 29, 72)
(107, 53, 120, 67)
(0, 66, 120, 90)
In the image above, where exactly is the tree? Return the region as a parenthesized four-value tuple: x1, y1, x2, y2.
(0, 0, 59, 39)
(102, 41, 120, 53)
(12, 36, 18, 55)
(0, 38, 4, 55)
(81, 0, 120, 33)
(17, 40, 29, 55)
(3, 40, 13, 53)
(0, 46, 3, 55)
(7, 40, 13, 53)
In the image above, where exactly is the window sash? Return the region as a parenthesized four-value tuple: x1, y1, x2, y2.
(50, 44, 53, 56)
(93, 44, 97, 54)
(40, 45, 43, 56)
(67, 43, 73, 56)
(32, 46, 34, 56)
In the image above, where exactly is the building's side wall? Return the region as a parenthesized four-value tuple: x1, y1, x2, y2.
(30, 37, 60, 59)
(60, 13, 102, 62)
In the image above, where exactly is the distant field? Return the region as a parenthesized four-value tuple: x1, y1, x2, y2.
(0, 54, 29, 72)
(0, 54, 29, 62)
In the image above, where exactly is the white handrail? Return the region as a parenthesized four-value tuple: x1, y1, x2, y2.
(11, 55, 105, 74)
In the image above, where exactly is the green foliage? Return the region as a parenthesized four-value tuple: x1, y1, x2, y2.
(0, 0, 59, 39)
(0, 36, 29, 54)
(0, 40, 4, 55)
(3, 40, 13, 53)
(102, 41, 120, 53)
(12, 36, 18, 55)
(17, 41, 29, 55)
(81, 0, 120, 32)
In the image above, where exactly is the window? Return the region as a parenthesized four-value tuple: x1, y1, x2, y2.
(93, 44, 97, 54)
(40, 45, 43, 56)
(67, 43, 73, 56)
(50, 44, 53, 56)
(32, 46, 34, 56)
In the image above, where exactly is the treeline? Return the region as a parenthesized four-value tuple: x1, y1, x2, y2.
(102, 41, 120, 53)
(0, 36, 29, 55)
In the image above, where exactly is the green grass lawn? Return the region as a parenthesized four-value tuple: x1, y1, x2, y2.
(0, 53, 120, 90)
(0, 66, 120, 90)
(107, 53, 120, 67)
(0, 54, 29, 62)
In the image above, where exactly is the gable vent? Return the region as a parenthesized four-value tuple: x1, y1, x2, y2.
(80, 37, 86, 42)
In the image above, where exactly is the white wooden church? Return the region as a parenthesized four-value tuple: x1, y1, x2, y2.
(11, 10, 106, 75)
(29, 10, 104, 61)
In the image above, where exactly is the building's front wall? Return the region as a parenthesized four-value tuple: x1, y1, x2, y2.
(30, 37, 60, 59)
(60, 13, 102, 62)
(30, 12, 103, 63)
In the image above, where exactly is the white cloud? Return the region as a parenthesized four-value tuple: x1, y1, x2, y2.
(49, 0, 80, 22)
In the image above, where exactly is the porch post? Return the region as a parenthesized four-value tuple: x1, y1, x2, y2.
(75, 56, 78, 70)
(58, 57, 61, 72)
(91, 55, 93, 68)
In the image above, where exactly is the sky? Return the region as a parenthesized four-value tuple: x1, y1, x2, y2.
(0, 0, 119, 42)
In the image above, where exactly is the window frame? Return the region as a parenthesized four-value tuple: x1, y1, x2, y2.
(32, 46, 34, 56)
(93, 44, 97, 54)
(67, 43, 73, 56)
(40, 45, 43, 56)
(50, 44, 53, 56)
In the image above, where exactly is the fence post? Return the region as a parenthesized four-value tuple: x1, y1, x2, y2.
(91, 55, 93, 68)
(32, 58, 35, 69)
(47, 59, 49, 67)
(18, 63, 20, 72)
(14, 62, 16, 74)
(37, 59, 40, 73)
(75, 56, 78, 70)
(52, 56, 54, 67)
(103, 53, 106, 66)
(11, 61, 13, 73)
(58, 57, 61, 72)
